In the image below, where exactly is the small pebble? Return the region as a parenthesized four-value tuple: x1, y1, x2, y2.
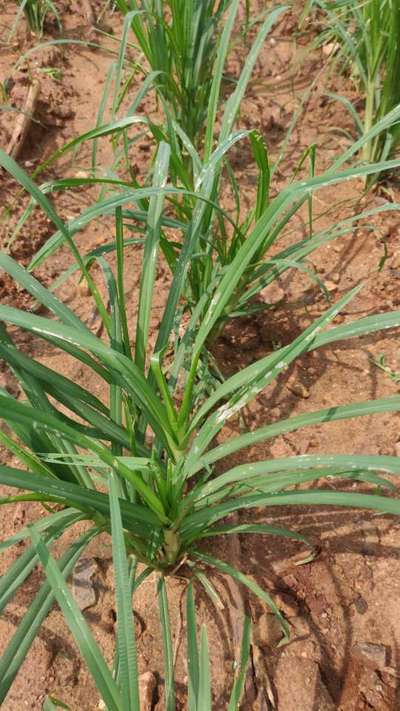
(322, 42, 338, 56)
(78, 280, 91, 297)
(72, 557, 98, 611)
(260, 282, 285, 305)
(353, 596, 368, 615)
(324, 280, 338, 292)
(287, 381, 310, 399)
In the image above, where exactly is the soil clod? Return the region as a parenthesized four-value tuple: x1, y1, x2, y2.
(274, 657, 335, 711)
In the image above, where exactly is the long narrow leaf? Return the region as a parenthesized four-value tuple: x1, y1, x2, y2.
(109, 472, 140, 709)
(0, 528, 98, 704)
(158, 576, 176, 711)
(186, 582, 199, 711)
(31, 529, 122, 711)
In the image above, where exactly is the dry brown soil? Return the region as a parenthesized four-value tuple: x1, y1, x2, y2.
(1, 1, 400, 709)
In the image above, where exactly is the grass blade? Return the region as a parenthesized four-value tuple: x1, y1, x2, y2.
(158, 576, 176, 711)
(109, 472, 140, 709)
(186, 582, 199, 710)
(204, 0, 240, 160)
(198, 626, 212, 711)
(43, 697, 71, 710)
(228, 616, 251, 711)
(136, 142, 171, 371)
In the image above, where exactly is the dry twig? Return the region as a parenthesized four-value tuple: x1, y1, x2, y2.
(6, 79, 40, 160)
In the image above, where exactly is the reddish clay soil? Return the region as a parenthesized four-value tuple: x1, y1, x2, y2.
(1, 1, 400, 709)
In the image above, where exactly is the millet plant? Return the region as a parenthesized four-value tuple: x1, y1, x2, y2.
(1, 1, 400, 706)
(0, 133, 400, 705)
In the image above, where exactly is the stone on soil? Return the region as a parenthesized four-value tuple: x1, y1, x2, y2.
(351, 642, 388, 670)
(72, 557, 98, 611)
(260, 282, 285, 305)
